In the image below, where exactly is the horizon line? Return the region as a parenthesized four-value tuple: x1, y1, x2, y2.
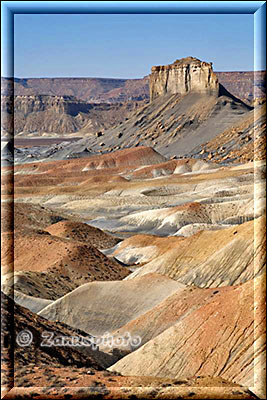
(2, 69, 266, 80)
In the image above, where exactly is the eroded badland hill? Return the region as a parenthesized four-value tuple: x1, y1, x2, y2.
(1, 56, 266, 399)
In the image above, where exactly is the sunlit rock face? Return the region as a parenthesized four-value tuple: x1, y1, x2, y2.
(150, 56, 219, 101)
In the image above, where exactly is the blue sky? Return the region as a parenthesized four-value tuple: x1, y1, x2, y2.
(13, 13, 255, 78)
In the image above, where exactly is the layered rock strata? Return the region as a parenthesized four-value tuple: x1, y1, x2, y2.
(150, 56, 219, 101)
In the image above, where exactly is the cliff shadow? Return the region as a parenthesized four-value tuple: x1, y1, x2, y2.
(218, 83, 253, 110)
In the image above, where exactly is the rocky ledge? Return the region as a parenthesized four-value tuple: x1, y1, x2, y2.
(150, 56, 219, 101)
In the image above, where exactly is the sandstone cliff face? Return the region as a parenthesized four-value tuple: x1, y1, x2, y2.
(1, 76, 150, 103)
(1, 95, 142, 135)
(2, 70, 265, 105)
(150, 57, 219, 101)
(12, 95, 92, 116)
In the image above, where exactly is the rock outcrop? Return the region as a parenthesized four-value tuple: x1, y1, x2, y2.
(1, 76, 150, 103)
(2, 71, 266, 104)
(12, 95, 92, 115)
(149, 57, 219, 101)
(1, 94, 144, 135)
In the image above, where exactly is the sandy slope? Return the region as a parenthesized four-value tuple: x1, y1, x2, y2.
(1, 201, 129, 300)
(109, 273, 266, 397)
(70, 91, 250, 158)
(45, 220, 119, 249)
(2, 288, 257, 399)
(38, 273, 184, 336)
(190, 104, 266, 164)
(125, 216, 265, 287)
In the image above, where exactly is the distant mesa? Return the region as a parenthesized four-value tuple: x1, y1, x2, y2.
(150, 56, 219, 101)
